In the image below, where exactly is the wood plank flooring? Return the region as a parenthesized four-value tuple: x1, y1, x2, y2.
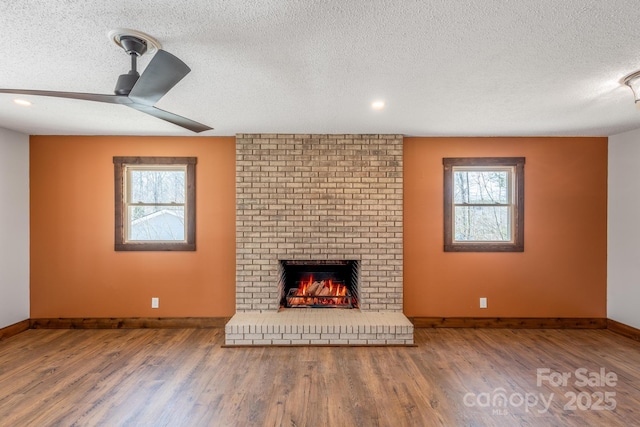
(1, 328, 639, 426)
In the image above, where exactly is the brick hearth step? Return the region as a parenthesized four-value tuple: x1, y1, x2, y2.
(224, 309, 414, 346)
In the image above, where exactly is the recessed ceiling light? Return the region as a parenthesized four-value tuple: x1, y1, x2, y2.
(372, 101, 385, 110)
(13, 99, 32, 106)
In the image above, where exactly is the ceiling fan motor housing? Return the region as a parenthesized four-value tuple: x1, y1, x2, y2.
(114, 71, 140, 96)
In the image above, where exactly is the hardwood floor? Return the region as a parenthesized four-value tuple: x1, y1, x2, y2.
(1, 328, 639, 426)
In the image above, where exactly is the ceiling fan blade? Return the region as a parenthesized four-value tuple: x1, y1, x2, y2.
(0, 88, 125, 104)
(127, 103, 212, 133)
(128, 50, 191, 106)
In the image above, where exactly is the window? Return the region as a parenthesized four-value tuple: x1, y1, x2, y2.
(443, 157, 524, 252)
(114, 156, 196, 251)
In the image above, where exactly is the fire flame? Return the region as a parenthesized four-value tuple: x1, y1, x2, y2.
(289, 276, 349, 306)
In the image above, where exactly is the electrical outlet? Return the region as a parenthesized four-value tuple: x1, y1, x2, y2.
(480, 297, 487, 309)
(151, 297, 159, 309)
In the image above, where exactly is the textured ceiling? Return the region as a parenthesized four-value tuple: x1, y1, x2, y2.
(2, 0, 640, 136)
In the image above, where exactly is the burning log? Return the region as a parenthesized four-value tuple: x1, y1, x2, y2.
(307, 280, 323, 295)
(288, 296, 303, 305)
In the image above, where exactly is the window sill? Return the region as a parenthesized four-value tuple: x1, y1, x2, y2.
(444, 243, 524, 252)
(115, 242, 196, 252)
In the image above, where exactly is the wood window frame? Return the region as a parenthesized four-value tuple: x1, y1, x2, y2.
(114, 156, 196, 251)
(443, 157, 525, 252)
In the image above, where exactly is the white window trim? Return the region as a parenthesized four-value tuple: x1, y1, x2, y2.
(451, 165, 515, 244)
(123, 164, 189, 243)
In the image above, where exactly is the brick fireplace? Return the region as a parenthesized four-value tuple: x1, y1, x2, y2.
(225, 134, 413, 345)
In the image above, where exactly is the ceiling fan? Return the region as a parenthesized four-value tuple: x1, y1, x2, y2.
(0, 30, 212, 133)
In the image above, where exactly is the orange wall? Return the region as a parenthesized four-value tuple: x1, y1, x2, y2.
(30, 136, 236, 318)
(403, 137, 608, 317)
(30, 135, 608, 319)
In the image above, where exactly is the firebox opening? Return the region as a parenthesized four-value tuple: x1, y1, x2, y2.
(279, 260, 360, 309)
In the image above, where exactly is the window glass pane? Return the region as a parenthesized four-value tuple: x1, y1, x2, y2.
(454, 206, 511, 241)
(453, 170, 509, 204)
(129, 169, 185, 204)
(128, 206, 185, 241)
